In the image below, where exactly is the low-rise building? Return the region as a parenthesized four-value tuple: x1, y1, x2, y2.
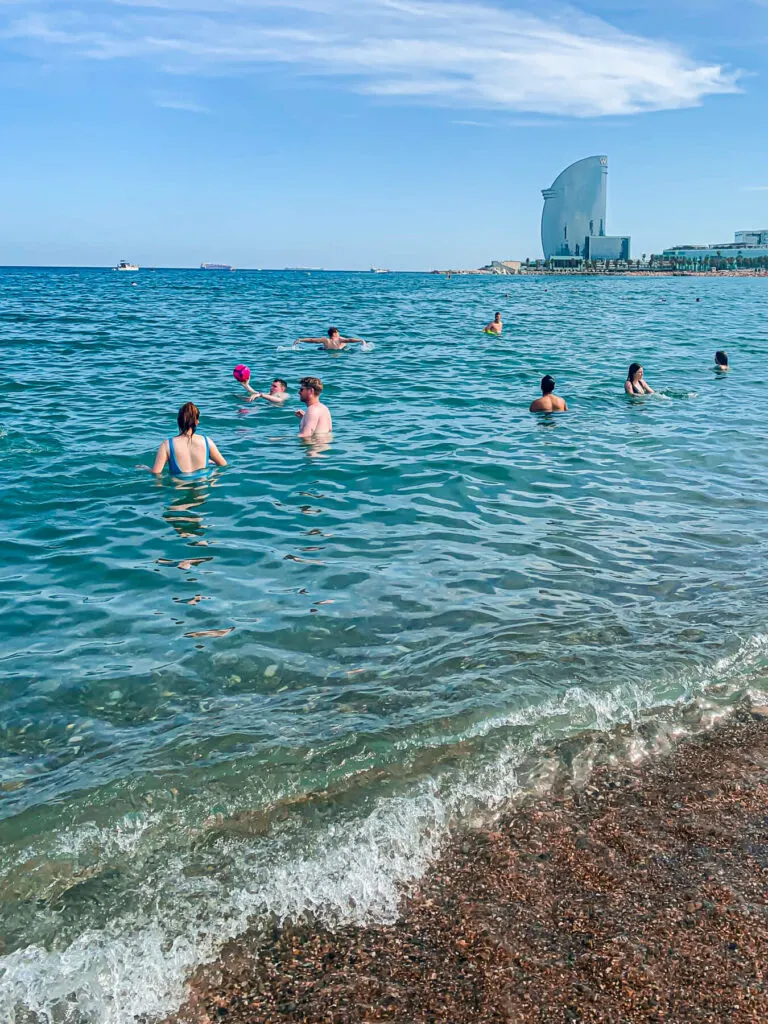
(663, 230, 768, 261)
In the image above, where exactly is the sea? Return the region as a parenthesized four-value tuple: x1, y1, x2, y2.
(1, 267, 767, 1023)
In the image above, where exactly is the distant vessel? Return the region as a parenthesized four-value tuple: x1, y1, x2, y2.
(201, 263, 235, 271)
(370, 267, 390, 273)
(116, 260, 139, 272)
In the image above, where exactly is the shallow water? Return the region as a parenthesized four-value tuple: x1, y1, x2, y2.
(1, 267, 767, 1022)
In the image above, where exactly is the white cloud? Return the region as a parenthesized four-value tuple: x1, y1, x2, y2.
(153, 95, 210, 111)
(743, 185, 768, 191)
(1, 0, 741, 117)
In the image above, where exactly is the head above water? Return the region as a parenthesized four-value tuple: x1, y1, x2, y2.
(327, 327, 340, 340)
(177, 402, 200, 434)
(541, 375, 556, 395)
(715, 350, 728, 367)
(494, 312, 501, 322)
(271, 378, 288, 393)
(299, 376, 323, 398)
(627, 362, 643, 382)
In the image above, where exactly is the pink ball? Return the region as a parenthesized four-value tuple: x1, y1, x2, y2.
(233, 364, 250, 383)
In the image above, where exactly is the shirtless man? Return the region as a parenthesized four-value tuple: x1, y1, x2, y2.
(530, 375, 567, 413)
(295, 327, 365, 351)
(484, 312, 503, 335)
(714, 350, 730, 372)
(242, 378, 289, 403)
(295, 376, 332, 438)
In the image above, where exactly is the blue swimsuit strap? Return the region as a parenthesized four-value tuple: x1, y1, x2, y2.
(168, 437, 181, 475)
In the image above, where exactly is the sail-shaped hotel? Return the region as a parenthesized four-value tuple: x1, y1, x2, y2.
(541, 156, 630, 262)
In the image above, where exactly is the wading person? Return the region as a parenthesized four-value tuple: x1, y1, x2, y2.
(149, 402, 227, 476)
(530, 375, 567, 413)
(295, 327, 365, 352)
(625, 363, 654, 395)
(296, 377, 333, 439)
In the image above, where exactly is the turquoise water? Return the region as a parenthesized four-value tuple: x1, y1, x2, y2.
(2, 267, 768, 1022)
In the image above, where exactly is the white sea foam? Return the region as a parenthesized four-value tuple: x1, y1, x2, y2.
(2, 634, 767, 1024)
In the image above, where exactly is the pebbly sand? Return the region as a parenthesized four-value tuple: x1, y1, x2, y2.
(171, 707, 768, 1023)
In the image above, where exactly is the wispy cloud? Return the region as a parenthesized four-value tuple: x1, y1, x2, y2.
(743, 185, 768, 191)
(1, 0, 741, 117)
(153, 95, 210, 112)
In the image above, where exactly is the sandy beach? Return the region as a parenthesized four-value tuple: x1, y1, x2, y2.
(172, 707, 768, 1023)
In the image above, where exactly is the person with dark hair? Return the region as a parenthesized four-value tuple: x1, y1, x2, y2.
(530, 375, 567, 413)
(149, 402, 226, 476)
(242, 377, 289, 403)
(295, 327, 365, 351)
(625, 362, 654, 395)
(295, 377, 332, 438)
(714, 350, 729, 371)
(484, 312, 503, 335)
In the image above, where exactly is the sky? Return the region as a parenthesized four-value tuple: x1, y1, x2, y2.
(1, 0, 768, 269)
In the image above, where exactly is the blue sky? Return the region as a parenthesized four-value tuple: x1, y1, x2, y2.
(2, 0, 768, 269)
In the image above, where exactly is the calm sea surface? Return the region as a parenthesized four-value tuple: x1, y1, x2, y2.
(1, 268, 768, 1022)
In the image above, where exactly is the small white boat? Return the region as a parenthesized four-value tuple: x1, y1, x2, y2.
(116, 260, 139, 271)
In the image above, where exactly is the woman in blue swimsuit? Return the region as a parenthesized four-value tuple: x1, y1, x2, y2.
(150, 402, 227, 477)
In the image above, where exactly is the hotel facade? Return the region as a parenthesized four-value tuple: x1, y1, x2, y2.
(541, 155, 630, 262)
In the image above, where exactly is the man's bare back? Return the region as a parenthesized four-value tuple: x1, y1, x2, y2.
(529, 394, 567, 412)
(530, 375, 567, 413)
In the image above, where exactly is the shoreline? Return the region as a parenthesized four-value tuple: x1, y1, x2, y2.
(172, 706, 768, 1023)
(434, 269, 768, 278)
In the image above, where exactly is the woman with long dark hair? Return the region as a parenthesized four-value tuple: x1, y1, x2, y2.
(625, 363, 654, 395)
(150, 402, 226, 476)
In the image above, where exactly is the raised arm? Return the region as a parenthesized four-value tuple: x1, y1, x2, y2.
(208, 438, 227, 466)
(260, 392, 288, 404)
(150, 441, 169, 474)
(295, 338, 324, 345)
(340, 336, 365, 344)
(240, 380, 259, 397)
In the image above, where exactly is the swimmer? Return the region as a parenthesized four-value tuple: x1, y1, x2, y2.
(242, 377, 289, 403)
(295, 376, 332, 439)
(625, 362, 654, 395)
(530, 375, 567, 413)
(714, 350, 730, 372)
(295, 327, 365, 351)
(484, 312, 502, 335)
(150, 402, 226, 475)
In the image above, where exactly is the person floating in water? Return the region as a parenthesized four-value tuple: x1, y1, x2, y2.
(295, 327, 365, 351)
(625, 362, 654, 395)
(296, 377, 333, 439)
(150, 402, 226, 475)
(242, 377, 289, 403)
(484, 312, 503, 335)
(530, 375, 567, 413)
(714, 350, 730, 372)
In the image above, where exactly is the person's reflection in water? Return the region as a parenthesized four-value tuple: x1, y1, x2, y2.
(163, 480, 211, 541)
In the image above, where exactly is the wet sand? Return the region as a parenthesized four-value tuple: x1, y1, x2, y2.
(173, 708, 768, 1023)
